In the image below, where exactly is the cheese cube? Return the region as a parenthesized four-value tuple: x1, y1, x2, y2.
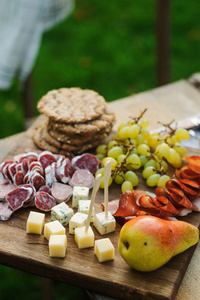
(26, 211, 45, 235)
(44, 220, 66, 241)
(49, 235, 67, 258)
(94, 211, 116, 235)
(69, 212, 87, 235)
(78, 200, 95, 222)
(72, 186, 89, 208)
(75, 226, 94, 249)
(51, 202, 74, 226)
(95, 238, 115, 262)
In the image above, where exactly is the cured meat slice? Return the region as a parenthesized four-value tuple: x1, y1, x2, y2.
(39, 151, 56, 170)
(21, 184, 36, 207)
(0, 202, 14, 220)
(2, 164, 13, 183)
(51, 182, 73, 203)
(30, 172, 46, 191)
(6, 186, 32, 210)
(114, 191, 141, 218)
(8, 162, 17, 181)
(21, 158, 29, 175)
(15, 163, 22, 172)
(0, 183, 16, 200)
(59, 158, 74, 184)
(68, 169, 94, 188)
(101, 199, 119, 215)
(71, 153, 100, 174)
(166, 179, 200, 199)
(39, 185, 51, 194)
(17, 152, 39, 163)
(13, 171, 24, 186)
(35, 191, 56, 211)
(0, 160, 14, 173)
(45, 165, 57, 187)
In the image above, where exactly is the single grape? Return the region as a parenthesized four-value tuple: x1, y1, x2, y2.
(128, 124, 140, 139)
(140, 119, 149, 128)
(155, 142, 170, 158)
(99, 176, 113, 189)
(102, 157, 118, 170)
(96, 153, 105, 161)
(146, 174, 161, 187)
(171, 152, 182, 168)
(135, 134, 144, 145)
(155, 160, 168, 173)
(166, 148, 178, 164)
(174, 128, 190, 140)
(139, 155, 148, 167)
(166, 135, 179, 146)
(107, 140, 118, 150)
(118, 122, 128, 133)
(148, 133, 161, 148)
(126, 153, 141, 169)
(95, 167, 105, 177)
(117, 154, 126, 164)
(121, 181, 133, 193)
(114, 172, 125, 185)
(173, 142, 187, 156)
(129, 148, 138, 155)
(144, 159, 157, 168)
(137, 143, 150, 155)
(118, 126, 130, 139)
(157, 175, 171, 188)
(107, 146, 123, 159)
(124, 171, 139, 187)
(140, 128, 150, 139)
(142, 166, 157, 179)
(96, 144, 107, 155)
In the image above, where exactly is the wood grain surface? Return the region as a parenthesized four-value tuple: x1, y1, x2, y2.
(0, 78, 200, 300)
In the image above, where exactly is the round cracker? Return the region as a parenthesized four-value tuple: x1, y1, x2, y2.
(37, 87, 107, 123)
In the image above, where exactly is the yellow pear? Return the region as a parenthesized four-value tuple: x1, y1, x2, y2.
(118, 216, 199, 272)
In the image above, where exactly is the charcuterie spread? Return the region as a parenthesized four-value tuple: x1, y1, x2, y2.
(0, 86, 200, 277)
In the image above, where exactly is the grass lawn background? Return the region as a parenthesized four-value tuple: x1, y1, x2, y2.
(0, 0, 200, 299)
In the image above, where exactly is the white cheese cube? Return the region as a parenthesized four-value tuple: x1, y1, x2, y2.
(51, 202, 74, 226)
(26, 211, 45, 235)
(94, 211, 116, 235)
(44, 220, 66, 241)
(95, 238, 115, 262)
(78, 200, 95, 222)
(49, 235, 67, 258)
(75, 226, 94, 249)
(72, 186, 89, 208)
(69, 212, 87, 235)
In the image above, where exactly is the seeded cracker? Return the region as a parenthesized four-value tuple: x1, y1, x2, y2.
(37, 87, 107, 123)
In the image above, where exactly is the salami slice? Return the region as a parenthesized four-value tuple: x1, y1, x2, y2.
(35, 191, 56, 211)
(39, 151, 56, 170)
(8, 162, 17, 181)
(51, 182, 73, 203)
(0, 182, 16, 200)
(71, 153, 100, 174)
(0, 202, 14, 220)
(17, 152, 39, 163)
(39, 185, 51, 194)
(6, 186, 32, 210)
(68, 169, 94, 188)
(59, 158, 74, 184)
(21, 184, 36, 207)
(30, 172, 46, 191)
(2, 164, 13, 183)
(13, 171, 24, 186)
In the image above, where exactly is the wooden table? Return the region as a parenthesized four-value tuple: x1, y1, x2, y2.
(0, 75, 200, 300)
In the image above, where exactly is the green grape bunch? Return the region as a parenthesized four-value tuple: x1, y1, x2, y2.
(95, 109, 190, 193)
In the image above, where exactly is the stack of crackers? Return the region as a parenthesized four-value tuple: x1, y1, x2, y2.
(33, 87, 116, 154)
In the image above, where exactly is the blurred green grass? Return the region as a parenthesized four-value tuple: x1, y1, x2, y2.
(0, 0, 200, 299)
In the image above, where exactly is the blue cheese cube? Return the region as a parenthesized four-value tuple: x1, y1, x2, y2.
(72, 186, 89, 208)
(94, 211, 116, 235)
(51, 202, 74, 226)
(69, 212, 88, 235)
(78, 200, 95, 222)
